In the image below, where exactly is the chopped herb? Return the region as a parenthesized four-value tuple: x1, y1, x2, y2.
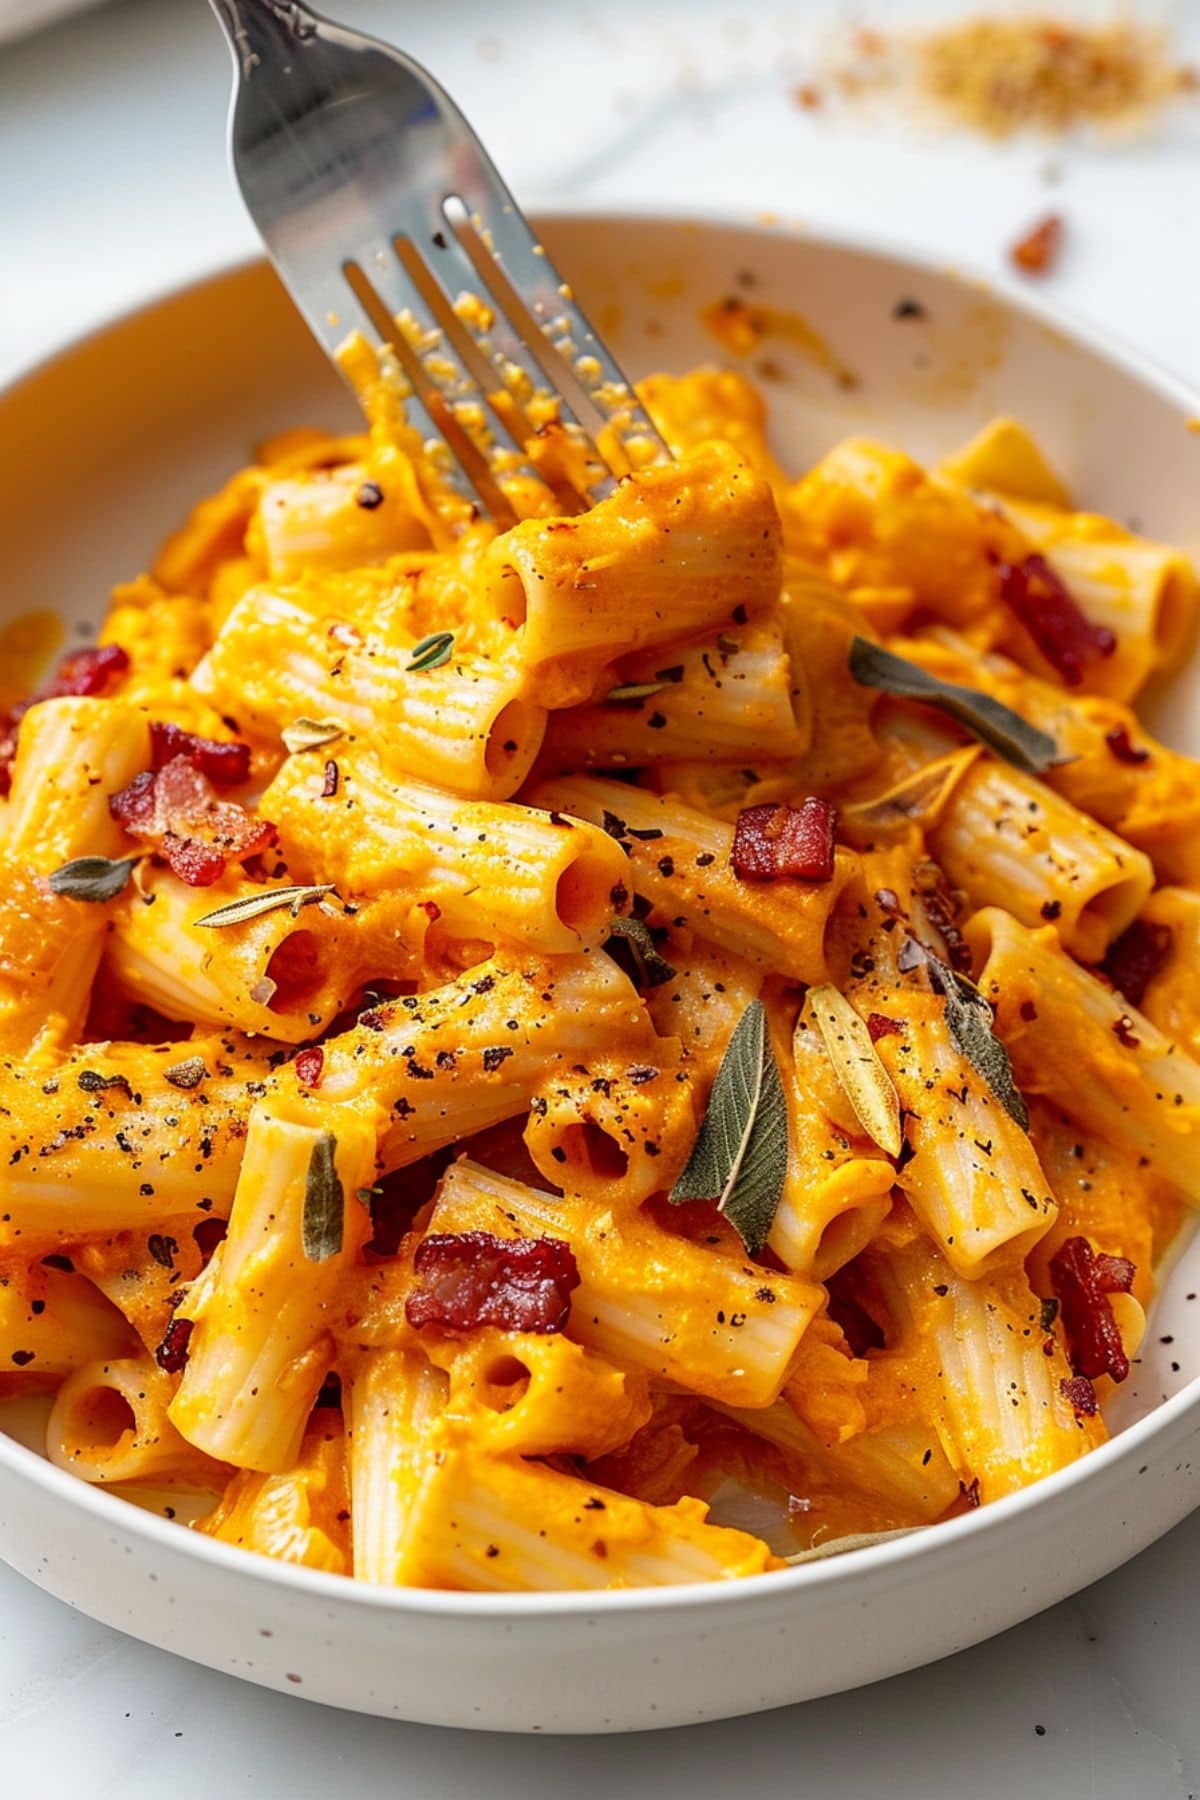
(605, 682, 668, 705)
(193, 883, 337, 928)
(405, 630, 455, 673)
(670, 999, 788, 1254)
(47, 854, 141, 903)
(76, 1070, 133, 1097)
(280, 716, 348, 754)
(301, 1133, 344, 1263)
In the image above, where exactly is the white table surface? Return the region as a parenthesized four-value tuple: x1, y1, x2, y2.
(4, 0, 1200, 1790)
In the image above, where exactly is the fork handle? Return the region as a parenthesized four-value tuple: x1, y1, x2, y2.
(208, 0, 322, 78)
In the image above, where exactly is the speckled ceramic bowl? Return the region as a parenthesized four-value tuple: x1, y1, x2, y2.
(1, 212, 1199, 1732)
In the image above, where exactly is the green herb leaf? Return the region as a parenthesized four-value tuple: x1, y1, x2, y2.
(669, 998, 788, 1254)
(281, 715, 348, 754)
(605, 916, 677, 988)
(605, 682, 668, 706)
(848, 637, 1062, 774)
(925, 953, 1029, 1130)
(193, 884, 337, 928)
(806, 984, 902, 1157)
(46, 854, 141, 903)
(302, 1132, 344, 1263)
(405, 630, 455, 673)
(785, 1526, 926, 1565)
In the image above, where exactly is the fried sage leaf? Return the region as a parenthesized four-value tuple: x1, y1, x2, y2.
(669, 998, 788, 1254)
(848, 637, 1062, 774)
(281, 716, 348, 754)
(46, 854, 141, 903)
(302, 1132, 344, 1263)
(925, 954, 1029, 1130)
(193, 883, 337, 928)
(840, 745, 982, 844)
(605, 916, 677, 987)
(806, 984, 902, 1157)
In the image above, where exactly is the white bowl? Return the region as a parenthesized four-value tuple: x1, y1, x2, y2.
(2, 212, 1200, 1734)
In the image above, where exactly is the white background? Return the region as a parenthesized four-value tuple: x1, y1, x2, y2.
(4, 0, 1200, 1792)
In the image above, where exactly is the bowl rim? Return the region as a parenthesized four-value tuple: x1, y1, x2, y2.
(2, 207, 1199, 1622)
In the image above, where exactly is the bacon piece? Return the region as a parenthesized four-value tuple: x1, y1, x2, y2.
(1104, 724, 1151, 766)
(995, 553, 1116, 686)
(1060, 1375, 1099, 1419)
(1049, 1235, 1136, 1384)
(0, 643, 131, 797)
(294, 1046, 324, 1088)
(109, 754, 276, 887)
(154, 1315, 194, 1374)
(149, 720, 251, 786)
(867, 1012, 903, 1042)
(405, 1230, 580, 1335)
(1010, 213, 1063, 277)
(1100, 918, 1172, 1009)
(731, 798, 836, 883)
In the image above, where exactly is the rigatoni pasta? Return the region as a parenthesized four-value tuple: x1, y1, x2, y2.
(0, 356, 1196, 1589)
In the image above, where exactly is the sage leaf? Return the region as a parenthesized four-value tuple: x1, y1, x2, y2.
(785, 1526, 926, 1565)
(47, 854, 141, 903)
(281, 716, 348, 754)
(605, 916, 677, 988)
(925, 954, 1029, 1130)
(193, 884, 337, 928)
(840, 746, 982, 843)
(669, 998, 788, 1254)
(405, 630, 455, 673)
(806, 985, 902, 1157)
(302, 1132, 344, 1263)
(848, 637, 1062, 774)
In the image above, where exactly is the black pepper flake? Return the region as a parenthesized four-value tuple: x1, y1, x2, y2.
(147, 1233, 178, 1270)
(482, 1046, 513, 1073)
(646, 712, 668, 730)
(10, 1350, 35, 1367)
(355, 480, 385, 510)
(657, 856, 675, 877)
(1040, 899, 1062, 922)
(892, 296, 927, 320)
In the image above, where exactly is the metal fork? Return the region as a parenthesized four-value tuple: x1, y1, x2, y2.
(206, 0, 666, 521)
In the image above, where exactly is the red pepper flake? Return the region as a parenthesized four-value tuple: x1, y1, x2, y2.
(1010, 212, 1063, 277)
(155, 1315, 194, 1374)
(1049, 1235, 1136, 1383)
(321, 758, 339, 797)
(405, 1230, 580, 1335)
(192, 1216, 228, 1265)
(1100, 918, 1172, 1008)
(294, 1046, 325, 1088)
(1112, 1014, 1141, 1049)
(149, 721, 250, 786)
(995, 553, 1116, 687)
(1019, 999, 1038, 1022)
(109, 756, 276, 887)
(1060, 1374, 1099, 1418)
(959, 1477, 982, 1509)
(1104, 724, 1151, 766)
(867, 1012, 903, 1042)
(731, 798, 836, 883)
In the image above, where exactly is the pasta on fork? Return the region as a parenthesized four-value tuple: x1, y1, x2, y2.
(0, 356, 1197, 1587)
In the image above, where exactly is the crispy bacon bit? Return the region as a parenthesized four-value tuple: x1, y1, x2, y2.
(1100, 918, 1172, 1008)
(867, 1012, 903, 1042)
(405, 1230, 580, 1335)
(294, 1046, 324, 1088)
(731, 798, 836, 883)
(1060, 1374, 1099, 1418)
(1010, 212, 1063, 277)
(1104, 723, 1151, 766)
(0, 643, 131, 796)
(1049, 1235, 1136, 1383)
(1112, 1014, 1140, 1049)
(149, 720, 251, 786)
(109, 756, 276, 887)
(995, 553, 1116, 686)
(154, 1315, 194, 1374)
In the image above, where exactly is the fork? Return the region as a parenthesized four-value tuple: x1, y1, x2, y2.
(206, 0, 667, 521)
